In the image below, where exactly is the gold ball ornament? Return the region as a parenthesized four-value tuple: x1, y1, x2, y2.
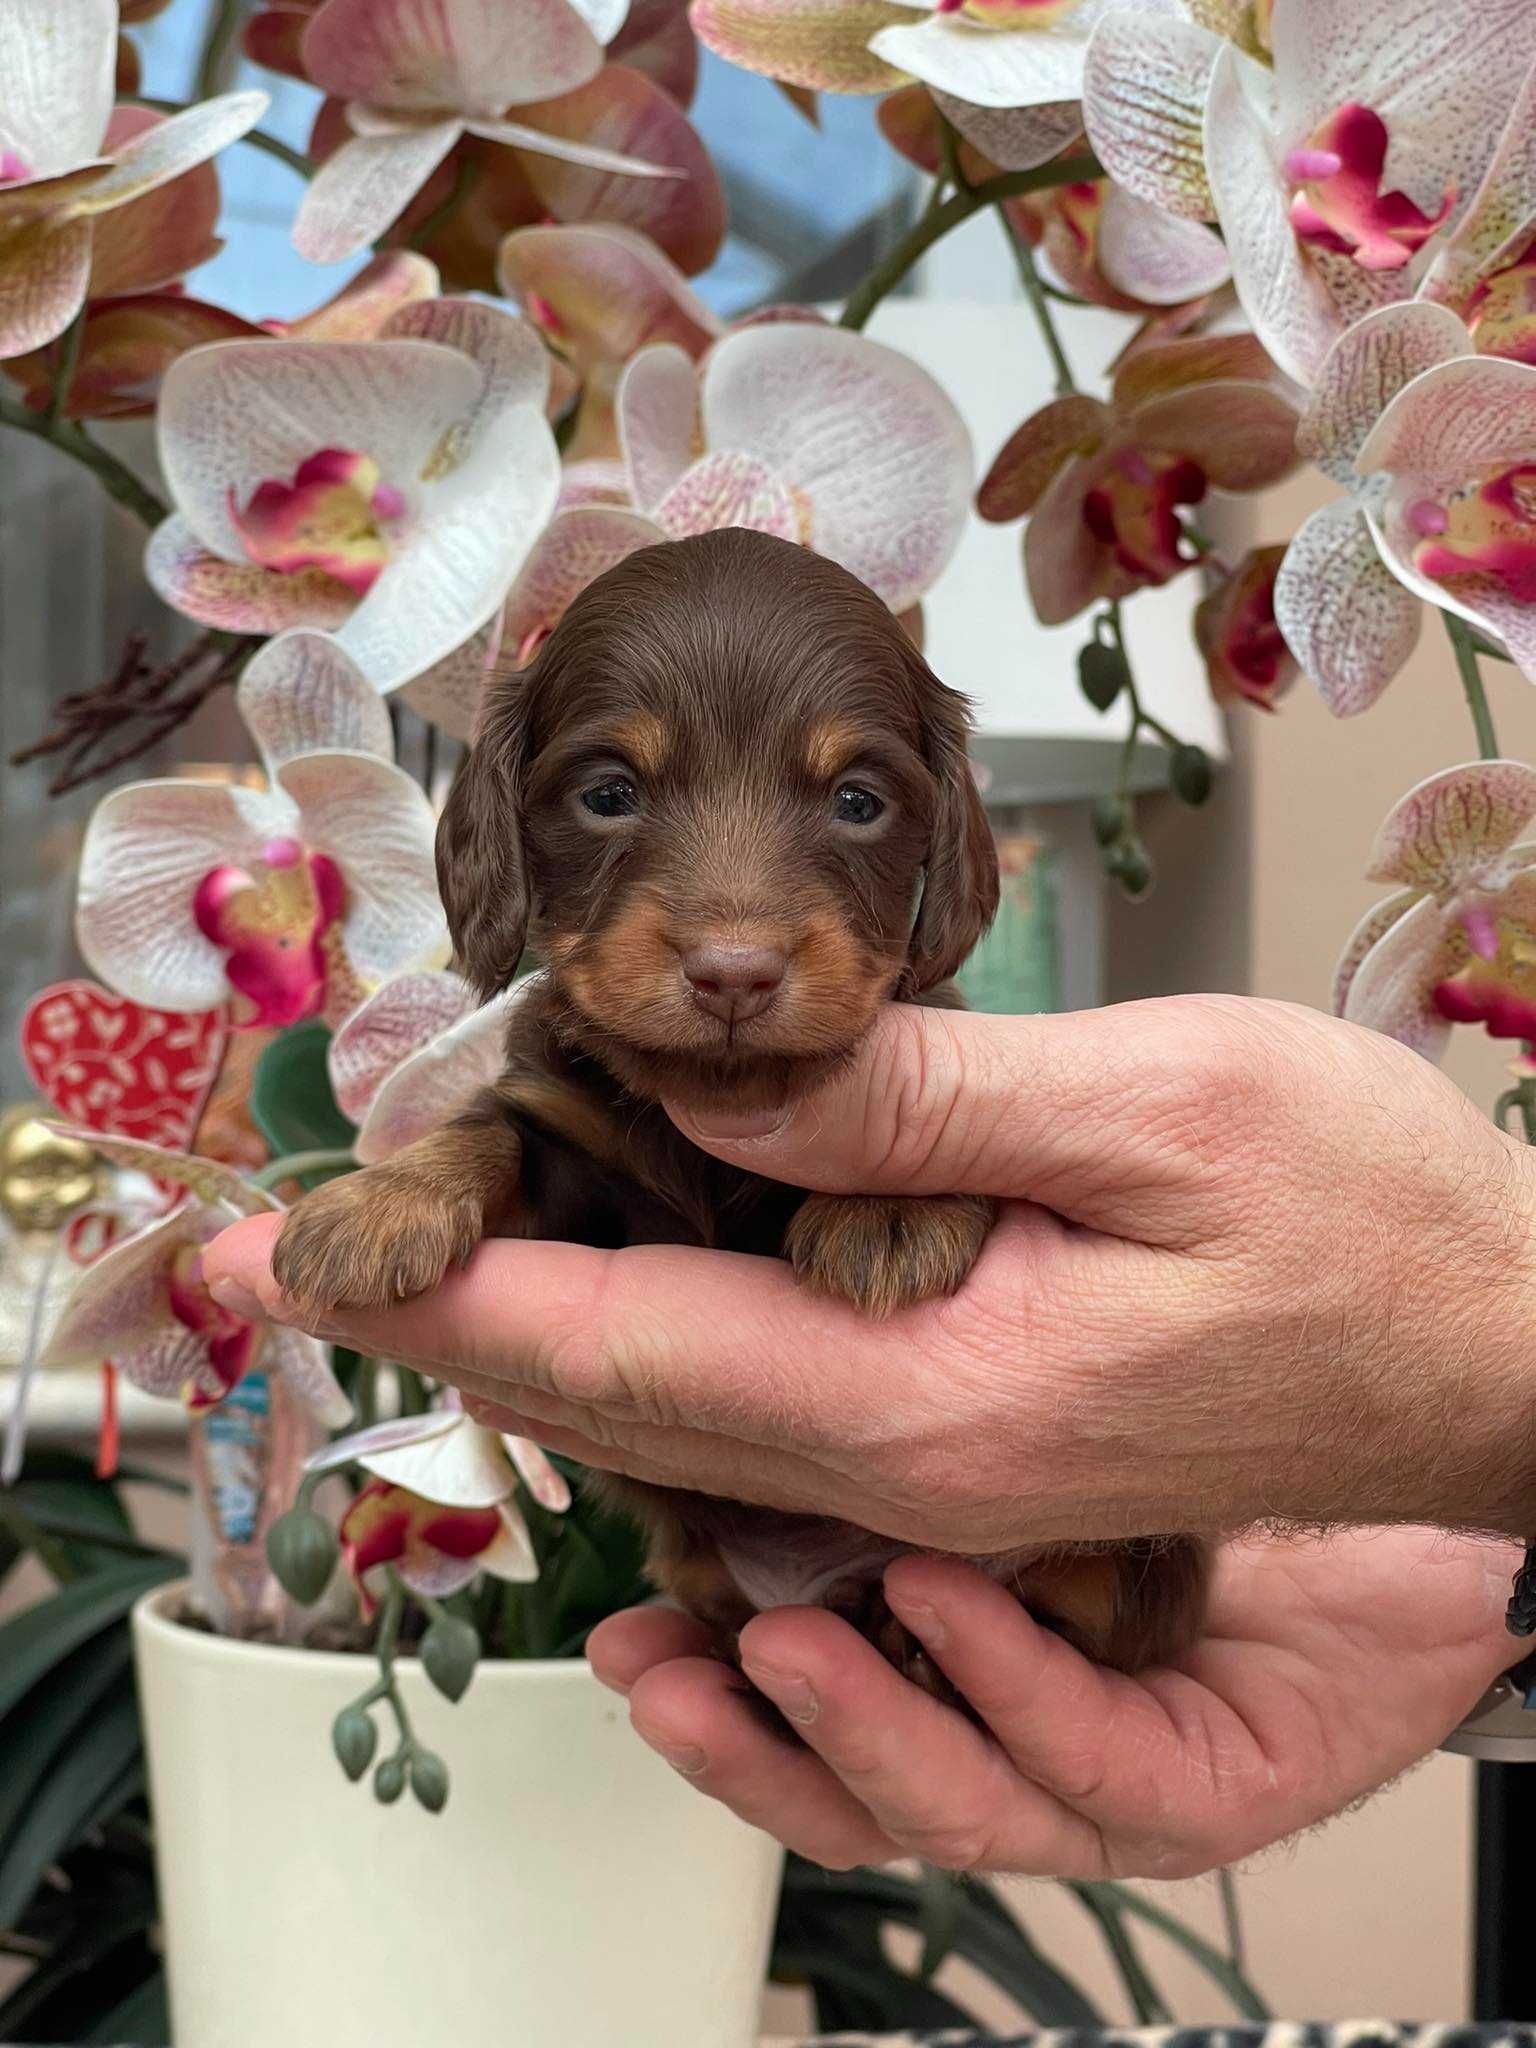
(0, 1105, 102, 1233)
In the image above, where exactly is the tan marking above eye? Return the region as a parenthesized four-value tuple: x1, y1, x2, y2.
(609, 711, 670, 778)
(804, 716, 865, 783)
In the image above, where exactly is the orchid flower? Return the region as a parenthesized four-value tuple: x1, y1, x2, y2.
(42, 1132, 349, 1424)
(76, 633, 447, 1034)
(1193, 544, 1297, 708)
(307, 1402, 570, 1618)
(285, 0, 681, 265)
(978, 329, 1298, 624)
(612, 322, 973, 611)
(328, 970, 542, 1163)
(1336, 760, 1536, 1061)
(0, 0, 265, 357)
(145, 299, 561, 703)
(1006, 174, 1230, 316)
(1083, 0, 1536, 385)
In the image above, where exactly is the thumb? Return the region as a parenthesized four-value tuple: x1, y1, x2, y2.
(665, 1000, 1210, 1232)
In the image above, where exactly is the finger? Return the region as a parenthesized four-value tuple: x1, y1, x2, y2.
(626, 1654, 898, 1870)
(663, 1000, 1219, 1236)
(735, 1606, 1108, 1877)
(587, 1607, 718, 1693)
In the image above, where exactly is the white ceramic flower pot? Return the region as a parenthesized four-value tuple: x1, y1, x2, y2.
(133, 1585, 784, 2048)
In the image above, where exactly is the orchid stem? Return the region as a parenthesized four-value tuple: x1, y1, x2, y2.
(408, 153, 479, 252)
(47, 309, 85, 430)
(195, 0, 246, 100)
(997, 202, 1078, 398)
(839, 151, 1101, 332)
(0, 394, 168, 528)
(139, 99, 312, 179)
(251, 1146, 358, 1191)
(1444, 610, 1500, 760)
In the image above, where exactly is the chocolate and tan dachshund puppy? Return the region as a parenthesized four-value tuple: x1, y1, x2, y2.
(274, 528, 1205, 1682)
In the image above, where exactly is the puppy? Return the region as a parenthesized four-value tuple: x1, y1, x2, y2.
(274, 529, 1206, 1679)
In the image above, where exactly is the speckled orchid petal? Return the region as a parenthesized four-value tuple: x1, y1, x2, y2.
(1341, 891, 1459, 1058)
(1193, 543, 1297, 710)
(0, 0, 116, 177)
(1096, 184, 1231, 305)
(70, 93, 266, 216)
(397, 617, 502, 738)
(46, 1129, 279, 1214)
(504, 1434, 572, 1510)
(653, 450, 804, 542)
(618, 341, 698, 510)
(1297, 302, 1470, 487)
(1423, 61, 1536, 314)
(1332, 887, 1420, 1017)
(700, 322, 972, 611)
(1274, 498, 1421, 717)
(237, 631, 394, 777)
(506, 65, 725, 278)
(156, 338, 481, 564)
(287, 250, 442, 340)
(0, 215, 94, 357)
(300, 0, 604, 110)
(870, 0, 1103, 113)
(977, 393, 1112, 523)
(1362, 759, 1536, 894)
(502, 505, 664, 666)
(359, 1413, 520, 1507)
(1024, 444, 1129, 624)
(145, 516, 358, 635)
(356, 980, 537, 1163)
(690, 0, 909, 93)
(498, 221, 720, 370)
(1128, 381, 1298, 492)
(328, 970, 479, 1125)
(275, 752, 448, 999)
(2, 293, 255, 418)
(267, 1326, 353, 1427)
(87, 109, 222, 297)
(931, 90, 1082, 174)
(76, 776, 298, 1017)
(293, 122, 462, 265)
(43, 1202, 232, 1383)
(1108, 328, 1279, 410)
(381, 295, 552, 424)
(1083, 8, 1224, 219)
(557, 456, 632, 507)
(306, 1408, 460, 1479)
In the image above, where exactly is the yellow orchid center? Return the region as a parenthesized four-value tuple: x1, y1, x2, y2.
(934, 0, 1078, 31)
(228, 448, 405, 598)
(1467, 235, 1536, 365)
(1409, 464, 1536, 607)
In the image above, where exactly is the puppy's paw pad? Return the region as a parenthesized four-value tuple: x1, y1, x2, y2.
(271, 1170, 484, 1313)
(786, 1193, 994, 1317)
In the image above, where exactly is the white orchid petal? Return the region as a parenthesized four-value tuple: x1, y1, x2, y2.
(145, 517, 358, 636)
(356, 979, 539, 1163)
(1341, 891, 1455, 1059)
(293, 123, 462, 266)
(237, 631, 394, 777)
(465, 116, 676, 179)
(328, 970, 480, 1125)
(1357, 354, 1536, 484)
(76, 777, 297, 1016)
(700, 323, 972, 611)
(1274, 499, 1421, 718)
(503, 1435, 572, 1511)
(0, 215, 93, 357)
(931, 91, 1083, 173)
(42, 1202, 207, 1372)
(503, 505, 664, 661)
(1298, 303, 1471, 487)
(276, 752, 447, 992)
(306, 1405, 460, 1475)
(1333, 888, 1422, 1018)
(1365, 759, 1536, 892)
(478, 1500, 540, 1583)
(0, 0, 115, 175)
(1083, 10, 1223, 219)
(397, 619, 501, 740)
(382, 296, 552, 419)
(48, 1130, 277, 1214)
(76, 93, 268, 215)
(361, 1415, 514, 1507)
(1096, 184, 1231, 305)
(868, 10, 1092, 111)
(618, 342, 698, 512)
(335, 401, 560, 693)
(158, 337, 482, 563)
(1425, 57, 1536, 310)
(566, 0, 631, 45)
(302, 0, 603, 114)
(268, 1326, 353, 1428)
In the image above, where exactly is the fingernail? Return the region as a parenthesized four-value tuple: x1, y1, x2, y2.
(639, 1732, 708, 1776)
(743, 1658, 818, 1725)
(206, 1274, 264, 1320)
(890, 1594, 946, 1651)
(673, 1102, 790, 1143)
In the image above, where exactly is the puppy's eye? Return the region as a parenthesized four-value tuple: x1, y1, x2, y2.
(833, 784, 884, 826)
(581, 775, 640, 819)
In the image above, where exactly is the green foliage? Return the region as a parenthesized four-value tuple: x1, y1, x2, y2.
(249, 1020, 356, 1186)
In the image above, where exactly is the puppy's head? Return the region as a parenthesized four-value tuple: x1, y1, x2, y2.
(438, 529, 997, 1110)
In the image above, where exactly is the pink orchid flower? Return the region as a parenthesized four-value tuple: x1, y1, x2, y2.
(1336, 760, 1536, 1061)
(284, 0, 679, 266)
(42, 1132, 349, 1424)
(76, 633, 448, 1034)
(308, 1405, 569, 1618)
(1194, 544, 1297, 709)
(978, 329, 1298, 624)
(0, 0, 265, 357)
(145, 300, 561, 705)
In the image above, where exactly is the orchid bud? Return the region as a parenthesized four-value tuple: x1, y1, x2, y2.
(1090, 796, 1126, 847)
(410, 1749, 451, 1814)
(1169, 744, 1213, 806)
(421, 1617, 481, 1704)
(266, 1507, 339, 1606)
(374, 1755, 407, 1804)
(1106, 838, 1154, 899)
(1078, 640, 1129, 712)
(332, 1705, 377, 1782)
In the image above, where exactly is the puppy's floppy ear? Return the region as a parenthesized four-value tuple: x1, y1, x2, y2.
(435, 668, 534, 998)
(907, 672, 999, 991)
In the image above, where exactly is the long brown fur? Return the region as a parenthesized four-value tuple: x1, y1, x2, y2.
(274, 530, 1208, 1680)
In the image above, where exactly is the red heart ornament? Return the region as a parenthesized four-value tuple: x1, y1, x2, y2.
(21, 981, 229, 1152)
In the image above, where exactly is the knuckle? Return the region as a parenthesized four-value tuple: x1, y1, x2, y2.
(864, 1009, 972, 1186)
(889, 1812, 997, 1873)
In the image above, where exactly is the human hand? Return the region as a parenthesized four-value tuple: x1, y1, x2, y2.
(206, 995, 1536, 1546)
(586, 1528, 1522, 1876)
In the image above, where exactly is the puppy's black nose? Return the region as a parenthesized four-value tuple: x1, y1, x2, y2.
(682, 944, 786, 1024)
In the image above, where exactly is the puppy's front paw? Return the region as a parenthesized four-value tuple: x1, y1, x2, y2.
(786, 1192, 994, 1317)
(271, 1166, 485, 1313)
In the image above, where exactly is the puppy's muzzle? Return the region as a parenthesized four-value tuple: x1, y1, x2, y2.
(680, 941, 788, 1026)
